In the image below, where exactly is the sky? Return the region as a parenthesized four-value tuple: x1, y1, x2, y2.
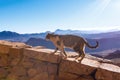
(0, 0, 120, 33)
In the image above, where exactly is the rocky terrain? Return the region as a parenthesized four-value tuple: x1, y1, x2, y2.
(0, 40, 120, 80)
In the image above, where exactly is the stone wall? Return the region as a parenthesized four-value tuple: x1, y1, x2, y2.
(0, 40, 120, 80)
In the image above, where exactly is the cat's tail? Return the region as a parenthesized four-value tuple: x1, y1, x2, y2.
(85, 41, 99, 49)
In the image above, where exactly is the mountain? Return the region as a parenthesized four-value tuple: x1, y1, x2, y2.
(91, 49, 120, 66)
(22, 32, 47, 39)
(84, 37, 120, 52)
(55, 29, 83, 34)
(0, 29, 120, 41)
(87, 31, 120, 39)
(105, 50, 120, 59)
(94, 37, 120, 52)
(55, 29, 105, 34)
(0, 31, 20, 39)
(0, 31, 47, 42)
(26, 38, 55, 49)
(54, 29, 120, 39)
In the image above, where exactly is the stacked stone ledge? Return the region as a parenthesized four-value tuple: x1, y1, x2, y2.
(0, 40, 120, 80)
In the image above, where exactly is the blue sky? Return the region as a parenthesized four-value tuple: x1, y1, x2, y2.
(0, 0, 120, 33)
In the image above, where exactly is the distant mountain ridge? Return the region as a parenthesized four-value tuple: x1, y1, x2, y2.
(0, 31, 47, 42)
(54, 29, 120, 39)
(0, 31, 20, 39)
(105, 50, 120, 59)
(91, 49, 120, 66)
(26, 38, 55, 49)
(0, 29, 120, 40)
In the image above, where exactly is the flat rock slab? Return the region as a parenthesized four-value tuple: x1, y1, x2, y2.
(24, 48, 62, 63)
(60, 57, 100, 75)
(96, 63, 120, 80)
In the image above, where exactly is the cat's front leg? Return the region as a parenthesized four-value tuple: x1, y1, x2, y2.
(52, 48, 58, 54)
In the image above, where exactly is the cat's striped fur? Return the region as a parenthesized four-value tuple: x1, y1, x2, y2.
(46, 33, 99, 62)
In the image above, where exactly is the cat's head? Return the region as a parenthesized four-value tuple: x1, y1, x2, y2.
(45, 33, 55, 40)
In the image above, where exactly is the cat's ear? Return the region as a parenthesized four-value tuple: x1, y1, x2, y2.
(46, 32, 54, 35)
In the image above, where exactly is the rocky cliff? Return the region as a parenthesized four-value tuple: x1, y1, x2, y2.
(0, 40, 120, 80)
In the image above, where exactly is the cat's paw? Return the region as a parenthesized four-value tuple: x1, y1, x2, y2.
(75, 59, 80, 63)
(75, 58, 82, 63)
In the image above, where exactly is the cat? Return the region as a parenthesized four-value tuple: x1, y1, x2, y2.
(46, 33, 99, 62)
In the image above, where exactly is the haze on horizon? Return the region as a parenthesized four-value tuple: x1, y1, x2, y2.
(0, 0, 120, 33)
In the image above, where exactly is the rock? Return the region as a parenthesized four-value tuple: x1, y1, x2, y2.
(24, 48, 61, 63)
(60, 58, 100, 75)
(49, 75, 56, 80)
(76, 76, 94, 80)
(0, 54, 8, 67)
(34, 61, 48, 73)
(0, 68, 8, 79)
(10, 58, 21, 66)
(32, 46, 46, 49)
(10, 66, 27, 76)
(30, 72, 48, 80)
(8, 47, 23, 65)
(0, 40, 120, 80)
(0, 44, 11, 54)
(47, 63, 58, 75)
(18, 76, 29, 80)
(7, 73, 19, 80)
(24, 48, 39, 58)
(28, 68, 38, 78)
(59, 72, 78, 80)
(22, 57, 34, 68)
(96, 63, 120, 80)
(11, 42, 32, 48)
(9, 47, 23, 58)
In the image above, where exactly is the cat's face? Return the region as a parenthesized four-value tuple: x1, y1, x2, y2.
(46, 33, 50, 40)
(45, 33, 54, 41)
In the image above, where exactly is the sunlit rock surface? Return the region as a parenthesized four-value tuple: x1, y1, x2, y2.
(0, 40, 120, 80)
